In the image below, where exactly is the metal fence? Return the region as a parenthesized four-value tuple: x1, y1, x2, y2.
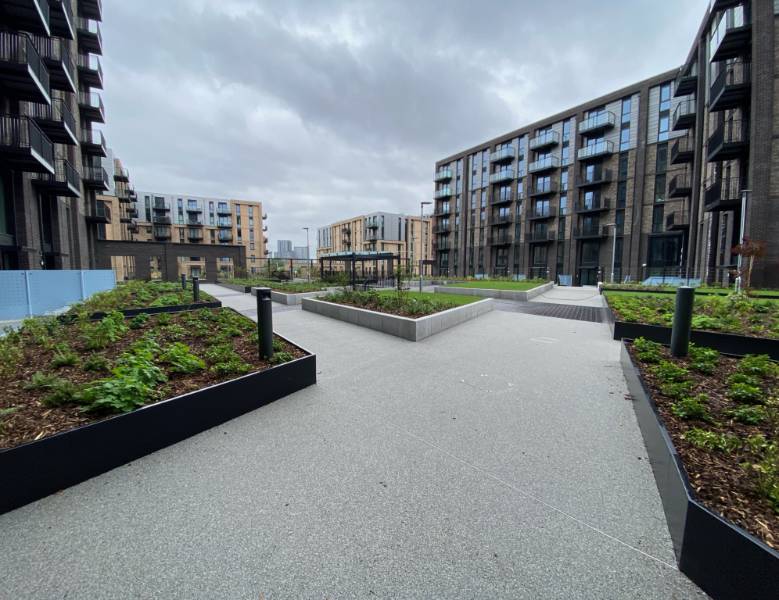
(0, 270, 115, 320)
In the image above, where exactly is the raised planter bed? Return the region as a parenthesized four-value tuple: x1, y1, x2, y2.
(216, 282, 253, 294)
(302, 297, 493, 341)
(434, 281, 553, 302)
(620, 343, 778, 600)
(0, 335, 315, 515)
(89, 301, 222, 319)
(216, 282, 338, 305)
(603, 286, 779, 300)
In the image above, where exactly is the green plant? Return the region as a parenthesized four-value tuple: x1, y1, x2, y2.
(660, 380, 695, 400)
(728, 382, 764, 404)
(0, 406, 17, 432)
(162, 323, 187, 340)
(651, 360, 689, 383)
(129, 313, 150, 330)
(149, 293, 182, 307)
(737, 354, 778, 379)
(81, 311, 128, 350)
(687, 344, 718, 375)
(691, 315, 724, 330)
(23, 371, 81, 406)
(671, 394, 710, 421)
(51, 343, 79, 368)
(727, 372, 760, 388)
(0, 337, 23, 377)
(272, 338, 283, 352)
(83, 353, 110, 372)
(156, 312, 172, 326)
(632, 337, 663, 364)
(269, 351, 294, 365)
(727, 404, 768, 425)
(160, 342, 205, 374)
(743, 441, 779, 514)
(683, 427, 740, 453)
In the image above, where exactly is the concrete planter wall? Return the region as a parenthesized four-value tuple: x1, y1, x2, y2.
(301, 297, 493, 341)
(620, 343, 778, 599)
(247, 287, 332, 305)
(0, 338, 316, 515)
(433, 281, 553, 302)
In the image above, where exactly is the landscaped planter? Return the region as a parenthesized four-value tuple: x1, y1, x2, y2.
(215, 282, 253, 294)
(215, 282, 339, 304)
(301, 297, 493, 341)
(620, 343, 778, 600)
(433, 281, 553, 301)
(89, 301, 222, 320)
(604, 301, 779, 359)
(603, 287, 779, 300)
(0, 337, 316, 515)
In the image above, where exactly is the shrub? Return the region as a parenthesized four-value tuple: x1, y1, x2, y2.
(156, 312, 172, 326)
(160, 342, 205, 374)
(660, 380, 695, 400)
(683, 427, 740, 453)
(728, 372, 760, 388)
(149, 293, 183, 307)
(23, 371, 81, 407)
(651, 360, 689, 383)
(83, 354, 110, 372)
(269, 351, 294, 365)
(737, 354, 778, 379)
(129, 313, 150, 330)
(633, 337, 663, 364)
(688, 344, 718, 375)
(744, 442, 779, 514)
(671, 394, 710, 421)
(51, 343, 79, 368)
(0, 337, 23, 378)
(82, 311, 128, 350)
(728, 382, 764, 404)
(727, 404, 768, 425)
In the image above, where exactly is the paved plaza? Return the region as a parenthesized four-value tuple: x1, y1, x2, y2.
(0, 284, 704, 598)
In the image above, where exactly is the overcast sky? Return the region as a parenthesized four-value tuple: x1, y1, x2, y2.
(101, 0, 709, 249)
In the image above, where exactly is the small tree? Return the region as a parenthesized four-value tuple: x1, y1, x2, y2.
(731, 237, 766, 291)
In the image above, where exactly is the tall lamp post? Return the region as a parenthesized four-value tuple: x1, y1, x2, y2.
(604, 223, 617, 284)
(734, 189, 749, 293)
(302, 226, 310, 281)
(419, 201, 431, 292)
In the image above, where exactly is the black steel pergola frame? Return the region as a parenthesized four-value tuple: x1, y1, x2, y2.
(318, 251, 399, 289)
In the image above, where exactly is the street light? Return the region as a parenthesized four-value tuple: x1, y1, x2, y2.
(603, 223, 617, 284)
(302, 227, 310, 281)
(419, 201, 431, 292)
(734, 189, 750, 293)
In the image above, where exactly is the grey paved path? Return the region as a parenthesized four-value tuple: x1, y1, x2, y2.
(531, 285, 605, 307)
(0, 284, 704, 599)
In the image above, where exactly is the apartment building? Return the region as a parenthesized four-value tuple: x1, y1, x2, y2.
(0, 0, 110, 270)
(317, 211, 433, 275)
(129, 192, 268, 278)
(433, 1, 778, 288)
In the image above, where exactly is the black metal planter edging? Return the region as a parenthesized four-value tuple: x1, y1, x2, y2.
(89, 301, 223, 320)
(0, 341, 316, 515)
(620, 343, 779, 599)
(603, 288, 779, 300)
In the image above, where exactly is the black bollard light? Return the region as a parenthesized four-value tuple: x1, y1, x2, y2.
(192, 276, 200, 303)
(253, 287, 274, 360)
(181, 273, 186, 290)
(670, 286, 695, 357)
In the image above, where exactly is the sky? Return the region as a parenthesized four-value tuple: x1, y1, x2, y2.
(100, 0, 710, 250)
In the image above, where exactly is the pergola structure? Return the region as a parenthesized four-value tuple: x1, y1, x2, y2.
(318, 251, 399, 288)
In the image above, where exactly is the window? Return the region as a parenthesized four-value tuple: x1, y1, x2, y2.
(652, 205, 664, 232)
(621, 97, 631, 123)
(619, 127, 630, 151)
(656, 143, 668, 173)
(659, 83, 671, 112)
(654, 174, 666, 203)
(618, 153, 629, 179)
(617, 181, 627, 208)
(561, 169, 569, 191)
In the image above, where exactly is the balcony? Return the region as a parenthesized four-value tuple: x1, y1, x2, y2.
(674, 62, 698, 98)
(217, 219, 233, 228)
(710, 5, 751, 63)
(488, 234, 514, 246)
(577, 112, 616, 135)
(434, 187, 452, 199)
(710, 62, 750, 112)
(433, 223, 451, 234)
(216, 205, 231, 215)
(82, 164, 108, 190)
(80, 128, 106, 157)
(218, 231, 234, 243)
(528, 156, 560, 174)
(21, 98, 77, 145)
(492, 212, 515, 227)
(435, 240, 451, 251)
(32, 158, 80, 197)
(186, 219, 203, 228)
(78, 91, 105, 123)
(0, 115, 54, 174)
(114, 167, 129, 182)
(154, 226, 171, 240)
(187, 229, 204, 242)
(262, 212, 268, 220)
(665, 211, 689, 231)
(434, 167, 452, 182)
(186, 206, 203, 214)
(489, 146, 514, 163)
(704, 177, 743, 212)
(529, 181, 558, 197)
(366, 222, 379, 229)
(78, 0, 102, 20)
(529, 206, 557, 220)
(491, 192, 513, 205)
(668, 173, 692, 198)
(0, 32, 51, 104)
(489, 170, 514, 184)
(433, 205, 451, 217)
(76, 17, 102, 54)
(529, 131, 559, 150)
(527, 230, 556, 243)
(577, 140, 614, 161)
(0, 0, 50, 36)
(127, 207, 138, 219)
(30, 35, 75, 93)
(49, 0, 75, 39)
(706, 119, 748, 162)
(77, 53, 103, 88)
(574, 198, 610, 213)
(573, 225, 608, 239)
(672, 99, 696, 131)
(670, 135, 695, 164)
(152, 215, 171, 225)
(153, 201, 169, 212)
(577, 168, 613, 187)
(86, 200, 110, 224)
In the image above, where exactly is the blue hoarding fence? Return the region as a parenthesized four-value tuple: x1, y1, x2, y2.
(0, 270, 116, 320)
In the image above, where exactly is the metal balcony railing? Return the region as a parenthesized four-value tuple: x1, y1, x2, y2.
(706, 118, 748, 161)
(529, 206, 557, 220)
(578, 168, 613, 186)
(0, 114, 54, 172)
(526, 230, 556, 243)
(575, 198, 610, 213)
(0, 31, 50, 101)
(669, 173, 692, 197)
(530, 181, 558, 196)
(573, 225, 608, 239)
(710, 61, 751, 111)
(672, 99, 697, 131)
(670, 135, 695, 164)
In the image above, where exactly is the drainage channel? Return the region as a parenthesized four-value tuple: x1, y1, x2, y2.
(492, 300, 604, 323)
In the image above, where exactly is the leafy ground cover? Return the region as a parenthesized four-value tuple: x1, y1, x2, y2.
(226, 278, 330, 293)
(0, 308, 304, 449)
(628, 338, 778, 548)
(69, 280, 215, 315)
(443, 278, 547, 291)
(603, 283, 779, 298)
(606, 292, 779, 339)
(321, 289, 478, 317)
